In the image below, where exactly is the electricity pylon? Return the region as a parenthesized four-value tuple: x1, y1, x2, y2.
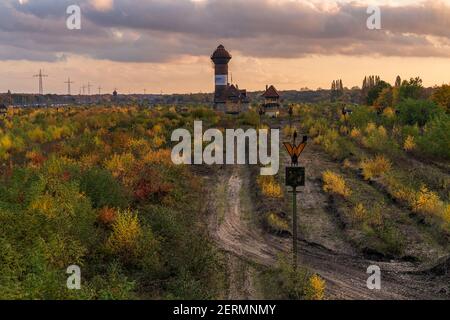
(33, 69, 48, 95)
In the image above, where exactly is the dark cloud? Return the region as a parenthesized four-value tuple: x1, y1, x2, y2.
(1, 0, 450, 62)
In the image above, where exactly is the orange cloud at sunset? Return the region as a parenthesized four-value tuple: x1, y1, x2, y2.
(1, 0, 450, 94)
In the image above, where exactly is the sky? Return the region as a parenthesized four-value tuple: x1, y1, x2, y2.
(1, 0, 450, 94)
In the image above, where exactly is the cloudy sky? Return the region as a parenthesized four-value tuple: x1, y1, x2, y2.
(0, 0, 449, 94)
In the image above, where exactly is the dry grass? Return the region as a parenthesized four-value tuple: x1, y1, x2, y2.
(360, 155, 392, 180)
(322, 170, 351, 198)
(258, 176, 283, 198)
(404, 135, 416, 152)
(308, 274, 326, 300)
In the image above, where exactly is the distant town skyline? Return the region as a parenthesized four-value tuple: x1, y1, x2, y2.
(1, 0, 450, 94)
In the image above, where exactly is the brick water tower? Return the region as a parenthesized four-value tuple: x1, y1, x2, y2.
(211, 45, 232, 106)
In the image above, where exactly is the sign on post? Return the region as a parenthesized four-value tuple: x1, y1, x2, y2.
(283, 132, 308, 271)
(286, 167, 305, 188)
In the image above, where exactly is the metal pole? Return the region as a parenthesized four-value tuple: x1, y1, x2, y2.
(292, 186, 298, 270)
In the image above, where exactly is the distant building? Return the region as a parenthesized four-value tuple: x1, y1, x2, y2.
(0, 103, 7, 116)
(211, 45, 249, 114)
(262, 85, 281, 118)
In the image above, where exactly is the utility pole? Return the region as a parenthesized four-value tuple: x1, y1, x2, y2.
(87, 82, 92, 95)
(33, 69, 48, 95)
(65, 78, 74, 95)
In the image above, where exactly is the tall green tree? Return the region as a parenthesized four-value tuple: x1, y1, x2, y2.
(431, 84, 450, 113)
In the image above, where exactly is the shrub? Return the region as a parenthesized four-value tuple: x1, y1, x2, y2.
(152, 135, 166, 148)
(89, 262, 136, 300)
(322, 171, 351, 198)
(397, 99, 442, 127)
(133, 167, 173, 202)
(319, 129, 356, 160)
(348, 107, 377, 129)
(360, 155, 392, 180)
(350, 128, 361, 139)
(383, 107, 396, 119)
(98, 207, 117, 226)
(105, 153, 136, 183)
(444, 205, 450, 224)
(143, 149, 172, 165)
(351, 203, 367, 223)
(238, 110, 260, 127)
(0, 134, 13, 151)
(107, 210, 142, 259)
(403, 135, 416, 152)
(79, 168, 129, 209)
(28, 127, 47, 143)
(308, 118, 329, 137)
(277, 258, 326, 300)
(307, 274, 326, 300)
(431, 84, 450, 113)
(417, 113, 450, 160)
(258, 176, 283, 198)
(266, 212, 290, 234)
(362, 125, 398, 155)
(283, 125, 296, 138)
(413, 186, 444, 218)
(26, 150, 46, 168)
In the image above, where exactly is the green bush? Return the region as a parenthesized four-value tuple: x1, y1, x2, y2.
(79, 168, 130, 209)
(417, 113, 450, 160)
(348, 107, 377, 129)
(397, 99, 442, 127)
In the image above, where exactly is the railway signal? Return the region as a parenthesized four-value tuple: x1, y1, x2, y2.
(284, 132, 308, 270)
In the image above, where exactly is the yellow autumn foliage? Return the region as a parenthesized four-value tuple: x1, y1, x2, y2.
(322, 170, 351, 198)
(28, 127, 47, 143)
(413, 186, 444, 217)
(107, 210, 142, 257)
(404, 135, 416, 152)
(308, 274, 326, 300)
(360, 155, 392, 180)
(0, 135, 13, 151)
(105, 153, 136, 178)
(258, 176, 283, 198)
(383, 107, 396, 118)
(350, 128, 361, 139)
(352, 203, 367, 222)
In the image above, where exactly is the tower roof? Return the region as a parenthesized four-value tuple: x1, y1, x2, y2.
(262, 85, 280, 98)
(211, 45, 232, 60)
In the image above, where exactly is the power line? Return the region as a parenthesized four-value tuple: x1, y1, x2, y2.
(64, 77, 74, 95)
(33, 69, 48, 95)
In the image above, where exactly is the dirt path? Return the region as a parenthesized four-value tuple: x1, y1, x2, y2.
(207, 164, 449, 300)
